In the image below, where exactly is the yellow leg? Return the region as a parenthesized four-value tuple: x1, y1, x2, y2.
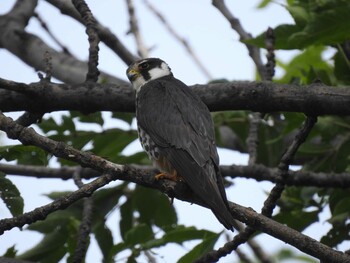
(155, 171, 183, 181)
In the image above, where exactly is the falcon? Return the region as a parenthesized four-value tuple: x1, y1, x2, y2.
(126, 58, 235, 230)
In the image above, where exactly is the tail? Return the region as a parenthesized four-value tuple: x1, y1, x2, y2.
(211, 202, 235, 231)
(209, 168, 237, 232)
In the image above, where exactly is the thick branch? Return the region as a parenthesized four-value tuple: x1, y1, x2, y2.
(2, 163, 350, 188)
(0, 5, 125, 85)
(1, 79, 350, 115)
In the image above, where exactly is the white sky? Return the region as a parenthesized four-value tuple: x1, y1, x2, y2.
(0, 1, 336, 262)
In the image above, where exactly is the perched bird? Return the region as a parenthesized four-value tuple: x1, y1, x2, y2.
(126, 58, 235, 230)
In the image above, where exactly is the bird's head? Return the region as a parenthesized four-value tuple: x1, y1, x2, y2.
(126, 58, 172, 91)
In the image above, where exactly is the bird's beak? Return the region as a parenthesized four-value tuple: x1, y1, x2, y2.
(126, 64, 140, 81)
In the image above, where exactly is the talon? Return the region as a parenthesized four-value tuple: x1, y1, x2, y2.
(155, 171, 183, 182)
(155, 172, 167, 180)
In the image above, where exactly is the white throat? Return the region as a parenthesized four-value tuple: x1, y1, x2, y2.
(132, 62, 171, 92)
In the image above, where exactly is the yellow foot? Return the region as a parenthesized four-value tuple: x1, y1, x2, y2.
(155, 172, 183, 182)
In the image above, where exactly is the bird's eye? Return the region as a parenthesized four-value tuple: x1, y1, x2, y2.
(139, 62, 149, 70)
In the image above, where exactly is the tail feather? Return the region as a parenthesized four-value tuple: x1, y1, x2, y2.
(211, 203, 235, 231)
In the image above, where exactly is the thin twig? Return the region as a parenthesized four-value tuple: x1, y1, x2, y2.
(33, 12, 71, 55)
(15, 112, 43, 127)
(43, 51, 53, 81)
(212, 0, 265, 78)
(265, 27, 275, 81)
(71, 168, 93, 263)
(45, 0, 138, 65)
(247, 28, 275, 164)
(246, 112, 263, 165)
(143, 250, 157, 263)
(194, 227, 255, 263)
(262, 116, 318, 215)
(144, 0, 212, 79)
(235, 248, 253, 263)
(126, 0, 148, 58)
(72, 0, 100, 82)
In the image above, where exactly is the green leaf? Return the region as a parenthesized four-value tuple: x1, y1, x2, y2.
(115, 151, 149, 165)
(0, 173, 23, 216)
(213, 111, 249, 151)
(134, 187, 177, 228)
(111, 242, 128, 256)
(334, 49, 350, 85)
(71, 111, 104, 126)
(329, 189, 350, 214)
(275, 248, 317, 262)
(274, 210, 319, 232)
(244, 24, 303, 50)
(39, 116, 64, 134)
(177, 232, 220, 263)
(275, 187, 320, 231)
(66, 218, 82, 259)
(1, 245, 17, 257)
(124, 223, 154, 246)
(93, 222, 114, 263)
(289, 3, 350, 47)
(61, 114, 76, 133)
(0, 145, 48, 166)
(142, 226, 218, 250)
(257, 0, 273, 8)
(286, 6, 309, 26)
(112, 112, 135, 126)
(120, 198, 134, 241)
(18, 231, 67, 262)
(321, 224, 350, 247)
(45, 191, 74, 200)
(92, 129, 137, 161)
(277, 46, 334, 85)
(93, 183, 128, 219)
(248, 1, 350, 50)
(27, 211, 75, 233)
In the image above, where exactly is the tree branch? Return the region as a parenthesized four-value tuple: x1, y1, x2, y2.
(33, 12, 72, 55)
(45, 0, 138, 65)
(72, 0, 100, 82)
(144, 0, 212, 79)
(126, 0, 148, 58)
(0, 111, 349, 263)
(2, 162, 350, 188)
(212, 0, 265, 78)
(0, 3, 125, 85)
(1, 79, 350, 115)
(262, 116, 317, 217)
(71, 168, 93, 263)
